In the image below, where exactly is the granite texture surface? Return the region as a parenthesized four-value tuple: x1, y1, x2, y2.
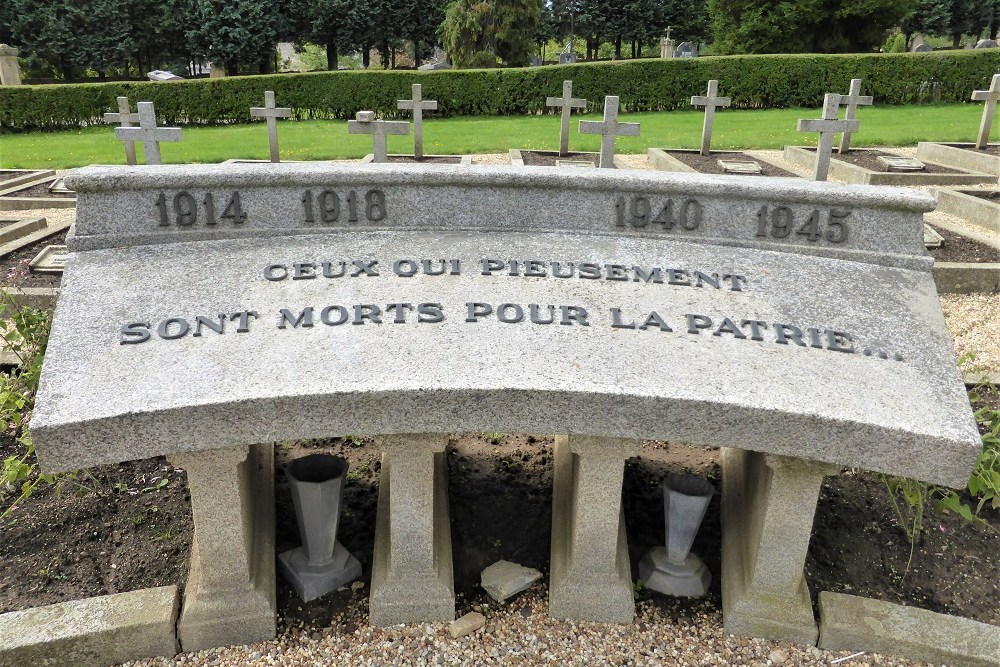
(34, 164, 979, 489)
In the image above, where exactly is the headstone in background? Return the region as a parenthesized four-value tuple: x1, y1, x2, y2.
(209, 63, 225, 78)
(675, 42, 698, 58)
(0, 44, 22, 86)
(836, 79, 873, 154)
(579, 95, 640, 168)
(530, 55, 543, 67)
(912, 43, 932, 52)
(972, 73, 1000, 149)
(347, 111, 409, 163)
(397, 84, 438, 160)
(797, 93, 858, 181)
(690, 80, 731, 156)
(909, 34, 926, 52)
(660, 27, 675, 58)
(147, 70, 183, 81)
(250, 90, 292, 163)
(103, 97, 141, 165)
(114, 101, 183, 166)
(975, 39, 998, 49)
(546, 80, 587, 157)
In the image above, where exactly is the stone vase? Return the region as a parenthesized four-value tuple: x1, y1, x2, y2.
(638, 473, 715, 597)
(277, 454, 362, 602)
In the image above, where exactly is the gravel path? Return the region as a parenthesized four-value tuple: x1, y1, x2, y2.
(123, 588, 940, 667)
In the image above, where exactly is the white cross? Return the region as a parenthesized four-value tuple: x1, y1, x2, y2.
(837, 79, 873, 154)
(397, 84, 438, 161)
(546, 80, 586, 157)
(797, 94, 859, 181)
(972, 73, 1000, 149)
(103, 97, 140, 165)
(690, 80, 731, 156)
(578, 96, 640, 169)
(250, 90, 291, 163)
(114, 102, 182, 166)
(348, 111, 410, 163)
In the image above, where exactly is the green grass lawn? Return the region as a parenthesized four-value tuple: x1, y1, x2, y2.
(0, 103, 990, 169)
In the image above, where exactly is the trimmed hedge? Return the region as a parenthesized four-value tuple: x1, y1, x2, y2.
(3, 49, 1000, 132)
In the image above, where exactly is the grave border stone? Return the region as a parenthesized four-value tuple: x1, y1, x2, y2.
(0, 169, 57, 192)
(931, 187, 1000, 235)
(916, 142, 1000, 176)
(783, 146, 995, 186)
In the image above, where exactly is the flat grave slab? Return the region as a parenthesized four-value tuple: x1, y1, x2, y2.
(917, 142, 1000, 177)
(33, 164, 980, 491)
(783, 146, 994, 186)
(932, 188, 1000, 235)
(29, 245, 67, 273)
(648, 149, 798, 178)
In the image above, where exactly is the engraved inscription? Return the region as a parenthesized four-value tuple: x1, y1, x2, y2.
(155, 191, 247, 227)
(614, 196, 702, 231)
(302, 189, 387, 224)
(755, 205, 850, 244)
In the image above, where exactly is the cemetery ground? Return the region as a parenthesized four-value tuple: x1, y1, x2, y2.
(0, 103, 994, 169)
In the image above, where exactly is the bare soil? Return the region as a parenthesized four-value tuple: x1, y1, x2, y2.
(386, 155, 464, 164)
(927, 225, 1000, 263)
(662, 150, 798, 177)
(520, 150, 599, 167)
(829, 148, 963, 174)
(0, 171, 37, 184)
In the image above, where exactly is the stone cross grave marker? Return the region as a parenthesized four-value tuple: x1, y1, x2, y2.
(836, 79, 873, 154)
(114, 102, 182, 166)
(691, 80, 731, 156)
(397, 84, 438, 161)
(972, 73, 1000, 149)
(33, 163, 980, 651)
(103, 96, 141, 165)
(348, 111, 410, 163)
(250, 91, 291, 163)
(797, 93, 859, 181)
(579, 96, 640, 168)
(546, 80, 586, 157)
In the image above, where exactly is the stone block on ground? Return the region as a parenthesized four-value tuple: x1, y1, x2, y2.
(449, 612, 486, 638)
(0, 586, 179, 667)
(818, 591, 1000, 667)
(481, 560, 542, 602)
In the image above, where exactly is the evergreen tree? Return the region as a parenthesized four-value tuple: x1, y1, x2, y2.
(188, 0, 280, 75)
(439, 0, 543, 67)
(901, 0, 951, 44)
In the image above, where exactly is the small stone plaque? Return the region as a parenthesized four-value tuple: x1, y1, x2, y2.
(923, 224, 944, 249)
(718, 159, 762, 174)
(28, 245, 67, 273)
(48, 177, 74, 194)
(877, 156, 926, 172)
(555, 159, 595, 168)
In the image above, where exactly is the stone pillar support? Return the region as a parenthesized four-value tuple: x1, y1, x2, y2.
(549, 434, 636, 622)
(369, 433, 454, 625)
(721, 448, 838, 645)
(0, 44, 22, 86)
(167, 444, 276, 652)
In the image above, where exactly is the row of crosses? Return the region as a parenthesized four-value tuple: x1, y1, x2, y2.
(545, 81, 639, 167)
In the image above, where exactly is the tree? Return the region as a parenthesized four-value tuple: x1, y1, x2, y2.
(901, 0, 951, 45)
(943, 0, 994, 46)
(188, 0, 280, 74)
(663, 0, 710, 45)
(439, 0, 543, 67)
(9, 0, 80, 79)
(710, 0, 913, 54)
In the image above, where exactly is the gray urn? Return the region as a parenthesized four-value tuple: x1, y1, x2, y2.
(278, 454, 362, 602)
(639, 473, 715, 597)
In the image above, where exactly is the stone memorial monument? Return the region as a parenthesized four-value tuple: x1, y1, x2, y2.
(112, 102, 182, 166)
(691, 80, 731, 156)
(347, 111, 410, 163)
(32, 163, 980, 652)
(660, 27, 675, 58)
(836, 79, 873, 154)
(546, 80, 587, 157)
(0, 44, 22, 86)
(397, 84, 438, 161)
(250, 91, 292, 163)
(578, 96, 640, 168)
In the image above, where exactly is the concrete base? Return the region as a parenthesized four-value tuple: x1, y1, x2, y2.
(0, 586, 179, 667)
(369, 437, 455, 625)
(0, 170, 56, 193)
(360, 153, 472, 165)
(721, 448, 836, 645)
(638, 547, 711, 597)
(783, 145, 995, 185)
(509, 149, 627, 169)
(933, 188, 1000, 235)
(168, 444, 276, 652)
(549, 435, 635, 623)
(278, 542, 362, 603)
(928, 217, 1000, 293)
(917, 141, 1000, 177)
(819, 592, 1000, 667)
